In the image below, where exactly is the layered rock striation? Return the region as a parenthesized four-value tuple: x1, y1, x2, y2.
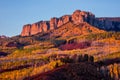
(21, 10, 120, 36)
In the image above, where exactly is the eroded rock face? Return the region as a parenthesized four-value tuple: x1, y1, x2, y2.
(57, 15, 71, 27)
(21, 10, 94, 36)
(31, 23, 40, 35)
(72, 10, 84, 24)
(20, 10, 120, 36)
(21, 21, 50, 36)
(35, 21, 50, 33)
(21, 24, 31, 36)
(41, 21, 50, 32)
(72, 10, 95, 25)
(50, 17, 58, 30)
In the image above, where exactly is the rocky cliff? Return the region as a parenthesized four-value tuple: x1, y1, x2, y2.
(21, 10, 95, 36)
(96, 17, 120, 31)
(21, 10, 120, 36)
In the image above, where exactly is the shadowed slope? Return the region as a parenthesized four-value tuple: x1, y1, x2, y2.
(25, 63, 104, 80)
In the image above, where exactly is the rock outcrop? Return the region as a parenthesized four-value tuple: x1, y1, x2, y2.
(57, 15, 71, 27)
(21, 24, 31, 36)
(21, 10, 96, 36)
(95, 18, 120, 31)
(21, 10, 120, 36)
(50, 18, 58, 30)
(30, 21, 50, 35)
(72, 10, 95, 25)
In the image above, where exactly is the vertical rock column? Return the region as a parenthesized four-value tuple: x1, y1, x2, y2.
(50, 18, 58, 30)
(21, 24, 31, 36)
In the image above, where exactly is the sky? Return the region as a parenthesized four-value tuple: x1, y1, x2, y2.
(0, 0, 120, 37)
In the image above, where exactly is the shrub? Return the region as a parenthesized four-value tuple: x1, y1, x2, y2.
(51, 39, 67, 47)
(60, 57, 74, 63)
(83, 54, 89, 62)
(89, 56, 94, 62)
(59, 41, 91, 50)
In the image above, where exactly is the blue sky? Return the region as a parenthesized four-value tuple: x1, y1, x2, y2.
(0, 0, 120, 37)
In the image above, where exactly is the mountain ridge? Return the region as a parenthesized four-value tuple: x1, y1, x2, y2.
(21, 10, 120, 37)
(21, 10, 95, 36)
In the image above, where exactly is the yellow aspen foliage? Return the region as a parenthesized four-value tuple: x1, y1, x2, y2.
(109, 64, 113, 78)
(113, 63, 119, 79)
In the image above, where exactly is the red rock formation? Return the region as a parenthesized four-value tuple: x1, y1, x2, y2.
(72, 10, 95, 24)
(31, 23, 40, 35)
(21, 24, 31, 36)
(57, 15, 71, 27)
(20, 10, 120, 36)
(21, 21, 50, 36)
(50, 17, 58, 30)
(41, 21, 50, 32)
(72, 10, 84, 24)
(21, 10, 95, 36)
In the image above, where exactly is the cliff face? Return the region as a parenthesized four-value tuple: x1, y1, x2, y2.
(21, 10, 120, 36)
(21, 24, 31, 36)
(72, 10, 95, 25)
(21, 10, 95, 36)
(57, 15, 71, 27)
(96, 18, 120, 31)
